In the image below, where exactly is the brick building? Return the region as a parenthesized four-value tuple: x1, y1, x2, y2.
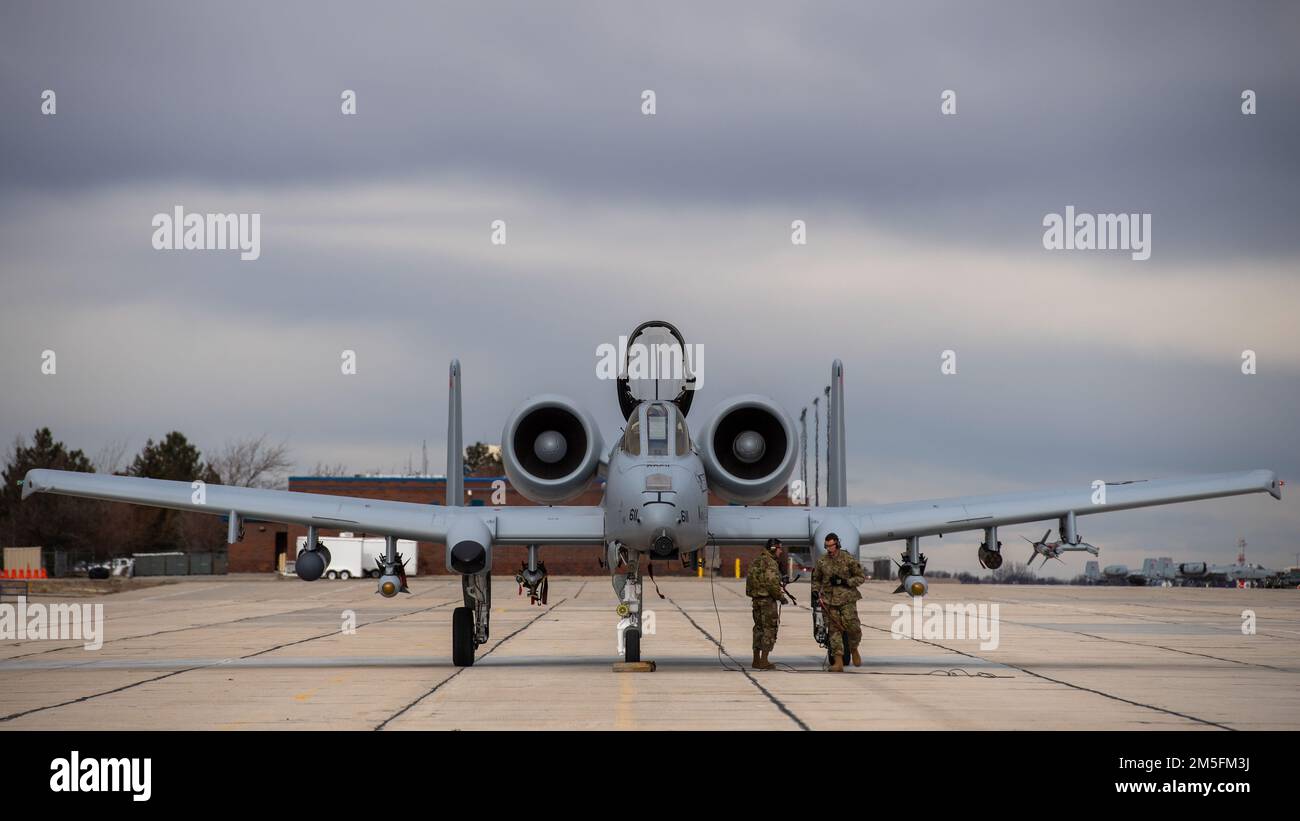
(230, 475, 796, 576)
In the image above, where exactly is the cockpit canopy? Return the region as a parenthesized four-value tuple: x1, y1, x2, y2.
(622, 402, 692, 457)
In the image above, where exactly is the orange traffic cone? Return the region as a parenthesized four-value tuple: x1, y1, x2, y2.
(39, 568, 48, 579)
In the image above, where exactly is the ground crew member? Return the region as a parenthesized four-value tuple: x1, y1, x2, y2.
(812, 532, 864, 672)
(745, 538, 787, 670)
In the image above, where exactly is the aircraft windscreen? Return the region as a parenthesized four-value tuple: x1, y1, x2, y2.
(646, 404, 670, 456)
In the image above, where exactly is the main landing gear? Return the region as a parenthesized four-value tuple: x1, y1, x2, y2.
(453, 572, 491, 667)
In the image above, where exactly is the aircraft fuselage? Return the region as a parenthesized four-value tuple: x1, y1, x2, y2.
(603, 401, 710, 557)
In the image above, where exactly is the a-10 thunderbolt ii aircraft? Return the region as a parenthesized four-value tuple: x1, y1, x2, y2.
(20, 320, 1283, 666)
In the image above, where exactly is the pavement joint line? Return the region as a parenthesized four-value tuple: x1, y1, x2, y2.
(875, 589, 1296, 671)
(793, 585, 1293, 672)
(240, 598, 460, 658)
(995, 620, 1293, 672)
(0, 600, 360, 662)
(0, 598, 460, 722)
(977, 594, 1300, 641)
(4, 580, 1292, 729)
(859, 623, 1235, 730)
(663, 593, 810, 732)
(0, 666, 207, 723)
(0, 581, 458, 663)
(132, 584, 224, 602)
(374, 597, 569, 731)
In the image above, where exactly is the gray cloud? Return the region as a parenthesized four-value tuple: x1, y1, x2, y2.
(2, 1, 1299, 258)
(1, 1, 1297, 573)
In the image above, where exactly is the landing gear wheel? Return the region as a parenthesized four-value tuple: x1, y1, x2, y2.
(624, 628, 641, 663)
(452, 606, 475, 667)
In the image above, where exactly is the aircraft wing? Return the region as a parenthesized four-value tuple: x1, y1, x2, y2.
(20, 468, 606, 545)
(708, 469, 1281, 547)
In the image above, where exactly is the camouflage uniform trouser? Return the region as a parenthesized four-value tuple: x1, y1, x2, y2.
(825, 601, 861, 658)
(751, 598, 780, 651)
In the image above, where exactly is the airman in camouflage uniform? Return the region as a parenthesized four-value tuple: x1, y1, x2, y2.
(745, 538, 787, 670)
(812, 532, 865, 672)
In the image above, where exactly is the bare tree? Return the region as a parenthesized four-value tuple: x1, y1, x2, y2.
(991, 561, 1037, 585)
(93, 439, 131, 475)
(308, 461, 352, 477)
(210, 435, 292, 488)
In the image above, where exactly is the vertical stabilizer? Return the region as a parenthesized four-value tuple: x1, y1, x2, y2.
(827, 359, 847, 506)
(447, 359, 463, 506)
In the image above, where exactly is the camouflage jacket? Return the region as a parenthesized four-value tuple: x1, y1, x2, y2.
(813, 550, 865, 606)
(745, 549, 783, 599)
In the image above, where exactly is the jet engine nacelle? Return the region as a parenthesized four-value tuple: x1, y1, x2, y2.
(501, 394, 604, 504)
(1179, 562, 1208, 577)
(699, 395, 798, 504)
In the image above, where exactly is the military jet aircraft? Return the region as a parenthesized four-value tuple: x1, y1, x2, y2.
(1023, 529, 1100, 567)
(1104, 557, 1178, 586)
(20, 320, 1283, 666)
(1179, 540, 1280, 587)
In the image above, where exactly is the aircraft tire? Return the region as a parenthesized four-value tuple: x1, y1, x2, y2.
(452, 606, 475, 667)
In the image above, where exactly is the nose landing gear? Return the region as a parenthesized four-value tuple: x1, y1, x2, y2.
(609, 542, 644, 663)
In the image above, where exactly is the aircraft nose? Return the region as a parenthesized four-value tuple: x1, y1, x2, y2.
(640, 502, 676, 533)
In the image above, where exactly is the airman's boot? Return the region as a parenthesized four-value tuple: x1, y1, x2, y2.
(756, 650, 775, 670)
(829, 656, 844, 672)
(851, 647, 861, 666)
(753, 650, 762, 669)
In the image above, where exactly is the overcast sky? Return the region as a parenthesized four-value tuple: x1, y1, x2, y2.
(1, 1, 1297, 575)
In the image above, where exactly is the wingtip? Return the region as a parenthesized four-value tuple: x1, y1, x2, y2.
(1257, 469, 1282, 500)
(20, 470, 44, 500)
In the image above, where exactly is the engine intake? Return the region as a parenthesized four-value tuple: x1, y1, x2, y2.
(699, 395, 798, 504)
(502, 394, 604, 504)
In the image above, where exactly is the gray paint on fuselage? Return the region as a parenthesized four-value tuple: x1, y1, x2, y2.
(604, 400, 708, 555)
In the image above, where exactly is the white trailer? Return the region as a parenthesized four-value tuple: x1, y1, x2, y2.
(295, 534, 418, 579)
(359, 536, 418, 578)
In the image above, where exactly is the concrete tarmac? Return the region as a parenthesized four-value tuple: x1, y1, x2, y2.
(1, 575, 1297, 730)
